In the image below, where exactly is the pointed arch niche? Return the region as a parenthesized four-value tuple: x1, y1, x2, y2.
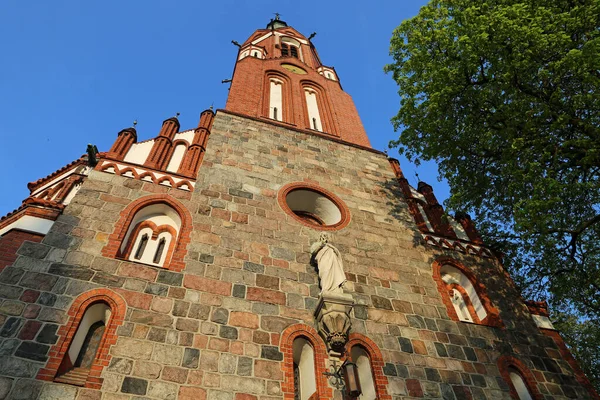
(300, 81, 337, 136)
(101, 194, 192, 272)
(433, 258, 503, 328)
(263, 71, 293, 124)
(37, 289, 126, 389)
(346, 334, 392, 400)
(280, 324, 331, 400)
(497, 356, 543, 400)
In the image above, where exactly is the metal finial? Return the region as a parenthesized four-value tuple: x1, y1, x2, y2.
(415, 172, 421, 182)
(133, 120, 137, 128)
(175, 112, 180, 118)
(274, 12, 281, 20)
(210, 103, 214, 111)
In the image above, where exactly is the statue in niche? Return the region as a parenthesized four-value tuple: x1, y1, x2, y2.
(310, 233, 346, 295)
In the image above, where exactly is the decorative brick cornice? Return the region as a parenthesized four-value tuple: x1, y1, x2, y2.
(497, 355, 543, 400)
(37, 289, 127, 389)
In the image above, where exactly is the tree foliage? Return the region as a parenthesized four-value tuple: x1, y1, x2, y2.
(386, 0, 600, 386)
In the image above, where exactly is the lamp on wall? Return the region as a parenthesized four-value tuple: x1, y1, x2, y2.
(324, 359, 362, 398)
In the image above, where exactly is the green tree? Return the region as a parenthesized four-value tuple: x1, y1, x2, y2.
(385, 0, 600, 388)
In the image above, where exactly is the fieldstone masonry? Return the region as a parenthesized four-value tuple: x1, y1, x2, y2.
(0, 110, 595, 399)
(0, 16, 596, 400)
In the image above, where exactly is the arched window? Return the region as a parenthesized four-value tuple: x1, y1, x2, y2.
(497, 356, 542, 400)
(166, 141, 188, 173)
(55, 302, 111, 385)
(304, 88, 322, 132)
(269, 78, 283, 121)
(433, 258, 503, 327)
(351, 346, 376, 400)
(346, 334, 392, 400)
(119, 203, 180, 267)
(281, 324, 332, 400)
(293, 338, 317, 400)
(37, 289, 126, 389)
(281, 37, 301, 60)
(102, 195, 192, 272)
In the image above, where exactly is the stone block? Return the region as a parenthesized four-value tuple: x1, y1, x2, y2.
(229, 311, 259, 329)
(183, 348, 200, 369)
(151, 344, 183, 365)
(254, 360, 283, 380)
(211, 308, 229, 324)
(0, 377, 12, 400)
(38, 383, 78, 400)
(260, 345, 283, 361)
(130, 310, 173, 327)
(246, 287, 285, 305)
(178, 386, 207, 400)
(147, 381, 178, 400)
(161, 366, 188, 383)
(189, 303, 211, 320)
(8, 378, 43, 400)
(219, 353, 237, 374)
(132, 361, 162, 379)
(48, 263, 94, 281)
(121, 377, 148, 395)
(219, 326, 238, 340)
(112, 338, 154, 360)
(0, 318, 23, 338)
(220, 376, 265, 395)
(108, 358, 133, 375)
(19, 272, 58, 292)
(237, 356, 252, 376)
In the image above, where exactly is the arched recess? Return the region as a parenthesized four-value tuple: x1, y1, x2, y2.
(101, 194, 192, 272)
(36, 289, 127, 389)
(262, 70, 294, 124)
(280, 324, 332, 400)
(165, 140, 189, 174)
(346, 333, 392, 400)
(432, 258, 503, 328)
(497, 356, 543, 400)
(300, 80, 337, 136)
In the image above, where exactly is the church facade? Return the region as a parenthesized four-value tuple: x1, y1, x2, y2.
(0, 17, 597, 400)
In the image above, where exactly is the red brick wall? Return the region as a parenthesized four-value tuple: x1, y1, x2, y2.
(0, 230, 44, 272)
(226, 53, 371, 148)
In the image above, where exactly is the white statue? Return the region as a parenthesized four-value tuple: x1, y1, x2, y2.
(310, 233, 346, 294)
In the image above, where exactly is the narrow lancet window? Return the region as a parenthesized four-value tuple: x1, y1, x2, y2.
(274, 107, 278, 121)
(134, 234, 148, 260)
(154, 237, 166, 264)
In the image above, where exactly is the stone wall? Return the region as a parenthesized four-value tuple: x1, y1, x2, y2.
(0, 111, 593, 399)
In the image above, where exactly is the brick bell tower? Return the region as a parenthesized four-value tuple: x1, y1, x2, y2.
(225, 15, 371, 148)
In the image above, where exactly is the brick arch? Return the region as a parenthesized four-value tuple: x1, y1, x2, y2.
(263, 70, 294, 124)
(101, 194, 192, 272)
(280, 323, 332, 400)
(118, 166, 139, 179)
(119, 220, 178, 266)
(37, 288, 126, 389)
(300, 79, 338, 136)
(346, 333, 392, 400)
(432, 257, 503, 328)
(497, 355, 543, 400)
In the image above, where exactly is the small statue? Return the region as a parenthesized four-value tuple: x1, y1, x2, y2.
(310, 233, 346, 295)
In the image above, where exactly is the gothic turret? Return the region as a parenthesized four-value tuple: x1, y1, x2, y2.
(225, 17, 371, 147)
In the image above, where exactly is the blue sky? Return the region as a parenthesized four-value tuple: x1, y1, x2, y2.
(0, 0, 448, 217)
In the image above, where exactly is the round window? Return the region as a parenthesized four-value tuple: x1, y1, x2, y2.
(278, 183, 350, 230)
